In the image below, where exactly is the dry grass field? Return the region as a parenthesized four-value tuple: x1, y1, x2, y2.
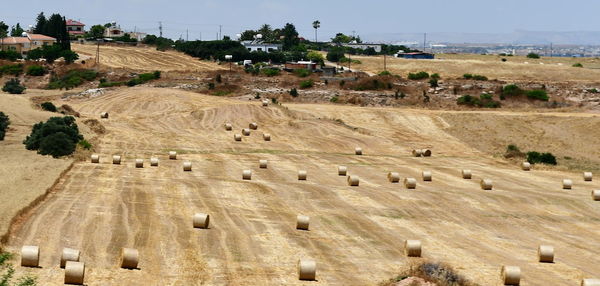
(3, 87, 600, 285)
(72, 44, 225, 72)
(354, 54, 600, 82)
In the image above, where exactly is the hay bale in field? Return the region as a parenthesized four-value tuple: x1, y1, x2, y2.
(224, 123, 232, 131)
(120, 248, 139, 269)
(582, 279, 600, 286)
(404, 178, 417, 189)
(135, 159, 144, 168)
(422, 149, 432, 157)
(538, 245, 554, 263)
(298, 170, 307, 180)
(150, 157, 159, 167)
(338, 166, 347, 176)
(355, 147, 362, 155)
(592, 190, 600, 201)
(412, 149, 423, 157)
(169, 151, 177, 160)
(262, 99, 269, 106)
(112, 155, 121, 165)
(242, 170, 252, 180)
(563, 179, 572, 189)
(249, 122, 258, 130)
(501, 266, 521, 285)
(480, 179, 493, 190)
(259, 160, 268, 169)
(100, 112, 109, 119)
(422, 171, 432, 181)
(522, 162, 531, 171)
(298, 259, 316, 281)
(64, 261, 85, 285)
(91, 154, 99, 163)
(462, 169, 472, 179)
(242, 128, 251, 136)
(584, 172, 593, 181)
(234, 134, 242, 141)
(296, 215, 310, 230)
(347, 175, 360, 186)
(20, 245, 39, 267)
(263, 133, 271, 141)
(387, 172, 400, 183)
(404, 240, 422, 257)
(193, 213, 210, 229)
(183, 161, 192, 171)
(60, 248, 80, 268)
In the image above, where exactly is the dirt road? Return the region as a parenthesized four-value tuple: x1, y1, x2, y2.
(6, 88, 600, 285)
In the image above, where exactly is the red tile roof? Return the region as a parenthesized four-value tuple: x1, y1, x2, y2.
(27, 34, 57, 41)
(0, 37, 30, 44)
(66, 19, 85, 26)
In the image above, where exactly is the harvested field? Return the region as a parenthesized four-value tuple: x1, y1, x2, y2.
(4, 87, 600, 285)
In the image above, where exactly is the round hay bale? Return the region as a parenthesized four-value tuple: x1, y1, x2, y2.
(422, 149, 432, 157)
(90, 154, 99, 163)
(404, 178, 417, 189)
(404, 240, 422, 257)
(387, 172, 400, 183)
(234, 134, 242, 141)
(150, 157, 159, 167)
(347, 175, 360, 186)
(120, 248, 139, 269)
(563, 179, 572, 190)
(60, 248, 80, 268)
(522, 162, 531, 171)
(263, 133, 271, 141)
(183, 161, 192, 172)
(20, 245, 39, 267)
(224, 123, 232, 131)
(169, 151, 177, 160)
(584, 172, 593, 182)
(112, 155, 121, 165)
(262, 100, 269, 107)
(422, 171, 432, 181)
(501, 265, 521, 285)
(249, 122, 258, 130)
(582, 279, 600, 286)
(242, 128, 251, 136)
(100, 112, 109, 119)
(193, 213, 210, 229)
(338, 166, 347, 176)
(242, 170, 252, 180)
(298, 170, 307, 180)
(592, 190, 600, 201)
(462, 169, 472, 179)
(355, 147, 362, 155)
(412, 149, 423, 157)
(538, 245, 554, 263)
(135, 159, 144, 168)
(64, 261, 85, 285)
(259, 160, 268, 169)
(298, 259, 316, 281)
(480, 179, 493, 190)
(296, 215, 310, 230)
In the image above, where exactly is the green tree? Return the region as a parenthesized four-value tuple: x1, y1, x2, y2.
(257, 24, 274, 42)
(0, 112, 10, 141)
(10, 23, 24, 36)
(326, 47, 345, 62)
(2, 78, 26, 94)
(527, 52, 540, 59)
(239, 30, 257, 41)
(307, 51, 324, 65)
(0, 21, 8, 47)
(87, 25, 105, 39)
(61, 50, 79, 64)
(281, 23, 299, 50)
(34, 12, 47, 34)
(23, 116, 83, 158)
(312, 20, 320, 42)
(331, 33, 352, 44)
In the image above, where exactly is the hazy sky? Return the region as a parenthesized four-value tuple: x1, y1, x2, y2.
(1, 0, 598, 41)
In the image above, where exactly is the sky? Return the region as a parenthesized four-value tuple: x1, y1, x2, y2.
(1, 0, 599, 43)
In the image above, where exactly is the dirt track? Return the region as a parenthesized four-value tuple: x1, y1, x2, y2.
(6, 87, 600, 285)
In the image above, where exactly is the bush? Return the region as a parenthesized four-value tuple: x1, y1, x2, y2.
(289, 88, 298, 97)
(527, 151, 557, 165)
(294, 68, 311, 77)
(40, 102, 57, 112)
(526, 90, 549, 101)
(326, 47, 345, 62)
(527, 53, 540, 59)
(463, 73, 487, 80)
(0, 64, 24, 76)
(215, 74, 222, 83)
(339, 80, 345, 87)
(2, 78, 26, 94)
(299, 79, 314, 89)
(0, 50, 22, 61)
(208, 82, 215, 90)
(339, 57, 361, 64)
(0, 250, 37, 286)
(26, 65, 46, 76)
(457, 94, 501, 108)
(330, 96, 338, 103)
(430, 73, 440, 80)
(23, 116, 83, 158)
(61, 50, 79, 64)
(379, 70, 392, 76)
(502, 84, 523, 97)
(429, 78, 439, 88)
(505, 144, 525, 159)
(0, 112, 10, 141)
(407, 71, 429, 80)
(98, 81, 125, 88)
(572, 63, 583, 68)
(306, 51, 324, 65)
(463, 73, 473, 79)
(587, 88, 599, 93)
(124, 71, 161, 87)
(262, 68, 280, 77)
(48, 70, 98, 90)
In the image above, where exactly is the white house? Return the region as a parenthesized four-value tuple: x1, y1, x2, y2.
(241, 40, 282, 53)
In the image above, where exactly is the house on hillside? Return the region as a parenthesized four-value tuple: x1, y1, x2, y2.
(66, 19, 86, 36)
(104, 23, 124, 38)
(0, 33, 57, 56)
(241, 40, 282, 53)
(127, 32, 147, 41)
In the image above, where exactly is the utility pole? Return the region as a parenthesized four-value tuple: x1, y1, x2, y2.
(96, 39, 100, 65)
(159, 21, 163, 38)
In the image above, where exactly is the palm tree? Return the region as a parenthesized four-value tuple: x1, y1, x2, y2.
(312, 20, 321, 43)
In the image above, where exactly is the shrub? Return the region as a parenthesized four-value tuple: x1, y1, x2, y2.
(463, 73, 473, 79)
(40, 102, 57, 112)
(526, 90, 549, 101)
(572, 63, 583, 68)
(299, 79, 314, 89)
(504, 144, 525, 159)
(472, 74, 488, 81)
(153, 71, 161, 79)
(429, 78, 439, 88)
(262, 68, 280, 77)
(339, 80, 345, 87)
(0, 112, 10, 141)
(289, 88, 298, 97)
(339, 57, 361, 64)
(0, 250, 37, 286)
(98, 81, 125, 88)
(330, 96, 338, 103)
(306, 51, 325, 65)
(2, 78, 26, 94)
(294, 68, 311, 77)
(48, 70, 98, 90)
(379, 70, 392, 76)
(23, 116, 83, 158)
(125, 71, 161, 87)
(587, 88, 599, 93)
(26, 65, 46, 76)
(527, 52, 540, 59)
(457, 94, 501, 108)
(501, 58, 507, 62)
(0, 50, 22, 61)
(527, 151, 557, 165)
(61, 50, 79, 64)
(430, 73, 440, 80)
(326, 47, 345, 62)
(502, 84, 523, 97)
(0, 64, 24, 76)
(208, 82, 215, 90)
(215, 74, 222, 83)
(407, 71, 429, 80)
